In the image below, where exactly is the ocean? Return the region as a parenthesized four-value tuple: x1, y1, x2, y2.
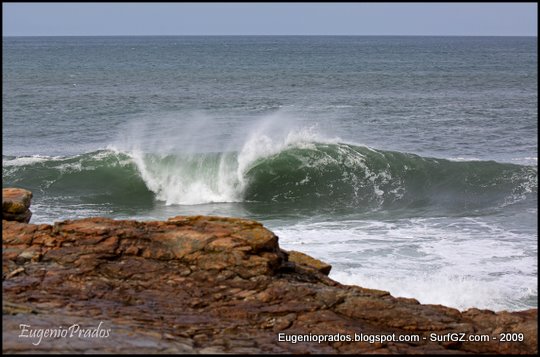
(3, 36, 537, 312)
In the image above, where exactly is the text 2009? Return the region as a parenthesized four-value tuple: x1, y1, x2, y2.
(499, 333, 524, 342)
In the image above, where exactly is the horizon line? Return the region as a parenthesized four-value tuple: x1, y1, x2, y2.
(3, 34, 538, 38)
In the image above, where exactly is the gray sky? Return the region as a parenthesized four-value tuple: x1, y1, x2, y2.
(2, 3, 538, 36)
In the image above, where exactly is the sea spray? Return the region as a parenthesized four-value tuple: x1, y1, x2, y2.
(107, 112, 345, 205)
(235, 121, 336, 194)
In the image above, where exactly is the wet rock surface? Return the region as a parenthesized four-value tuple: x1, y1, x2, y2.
(2, 192, 537, 354)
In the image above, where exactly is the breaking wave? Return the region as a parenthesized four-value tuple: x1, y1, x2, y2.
(3, 140, 537, 213)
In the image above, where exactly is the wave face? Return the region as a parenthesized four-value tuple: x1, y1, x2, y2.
(3, 142, 537, 212)
(2, 151, 154, 206)
(244, 143, 537, 211)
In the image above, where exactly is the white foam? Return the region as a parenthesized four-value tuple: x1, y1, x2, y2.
(124, 149, 239, 205)
(511, 157, 537, 165)
(331, 269, 536, 311)
(273, 217, 537, 311)
(3, 155, 61, 166)
(447, 156, 481, 162)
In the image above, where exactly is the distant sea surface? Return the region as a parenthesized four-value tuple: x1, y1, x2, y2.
(3, 36, 537, 311)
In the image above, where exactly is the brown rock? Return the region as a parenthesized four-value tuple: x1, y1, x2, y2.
(286, 250, 332, 275)
(2, 214, 537, 354)
(2, 188, 33, 223)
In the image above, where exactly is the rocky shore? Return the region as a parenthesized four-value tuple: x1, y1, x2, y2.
(2, 188, 537, 354)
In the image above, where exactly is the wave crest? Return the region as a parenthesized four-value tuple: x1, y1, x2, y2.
(3, 141, 537, 212)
